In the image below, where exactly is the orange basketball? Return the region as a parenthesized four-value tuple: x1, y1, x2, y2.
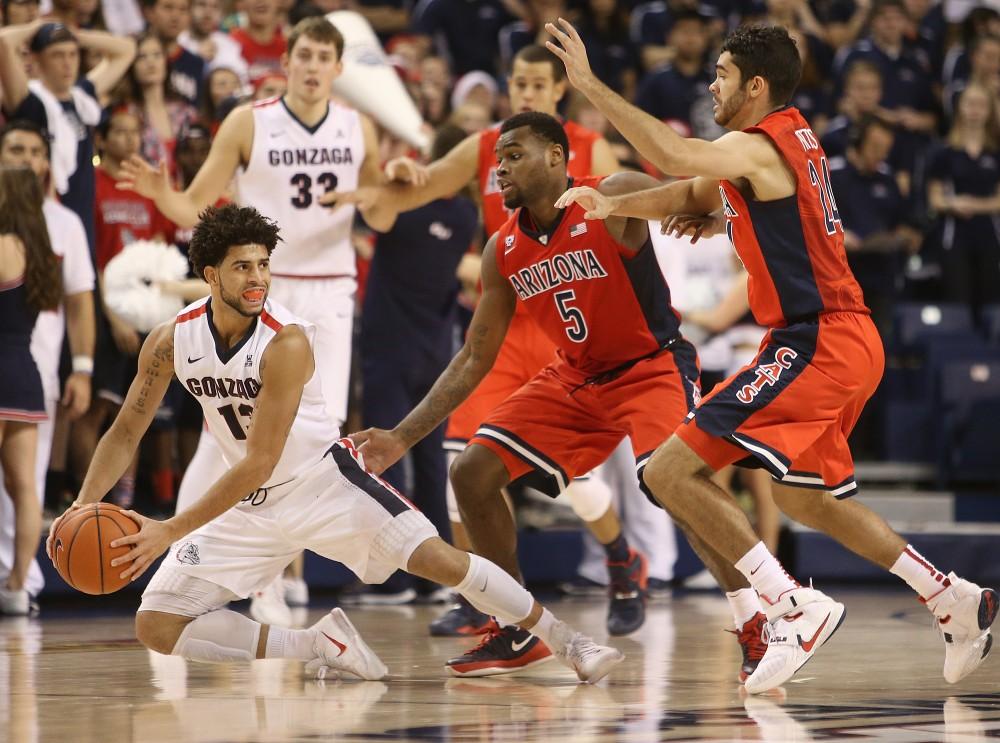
(51, 503, 140, 595)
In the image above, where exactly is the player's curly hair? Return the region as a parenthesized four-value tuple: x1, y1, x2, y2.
(188, 204, 282, 280)
(720, 25, 802, 107)
(499, 111, 570, 162)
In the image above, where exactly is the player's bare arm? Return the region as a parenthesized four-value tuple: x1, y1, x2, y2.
(117, 106, 253, 228)
(545, 19, 782, 185)
(321, 130, 480, 222)
(595, 171, 665, 249)
(559, 173, 722, 222)
(350, 235, 515, 473)
(45, 322, 176, 559)
(110, 325, 315, 582)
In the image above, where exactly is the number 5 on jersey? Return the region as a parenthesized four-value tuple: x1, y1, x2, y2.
(555, 289, 588, 343)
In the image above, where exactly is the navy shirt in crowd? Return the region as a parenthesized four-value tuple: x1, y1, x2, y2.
(11, 78, 97, 252)
(634, 62, 713, 132)
(411, 0, 514, 76)
(169, 45, 206, 107)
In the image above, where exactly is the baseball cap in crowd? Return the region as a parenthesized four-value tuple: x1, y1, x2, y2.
(29, 23, 77, 53)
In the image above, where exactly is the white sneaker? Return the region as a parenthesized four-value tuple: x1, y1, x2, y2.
(283, 577, 309, 607)
(0, 587, 30, 616)
(305, 608, 388, 681)
(249, 576, 293, 628)
(548, 621, 624, 684)
(744, 586, 846, 694)
(924, 572, 998, 683)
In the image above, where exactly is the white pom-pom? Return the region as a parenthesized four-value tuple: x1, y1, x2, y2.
(103, 241, 190, 332)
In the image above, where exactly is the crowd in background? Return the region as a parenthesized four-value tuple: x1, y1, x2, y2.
(0, 0, 998, 609)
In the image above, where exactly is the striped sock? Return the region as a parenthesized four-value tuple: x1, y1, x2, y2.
(890, 545, 950, 600)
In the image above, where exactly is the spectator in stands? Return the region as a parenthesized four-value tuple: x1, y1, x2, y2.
(0, 167, 62, 616)
(571, 0, 638, 101)
(829, 114, 917, 333)
(927, 83, 1000, 320)
(633, 10, 714, 139)
(200, 62, 245, 134)
(179, 0, 247, 76)
(903, 0, 947, 77)
(817, 0, 875, 49)
(410, 0, 514, 77)
(0, 21, 136, 252)
(499, 0, 568, 73)
(230, 0, 286, 86)
(355, 0, 411, 42)
(787, 26, 833, 133)
(943, 34, 1000, 122)
(0, 120, 96, 615)
(118, 31, 200, 177)
(942, 6, 1000, 90)
(143, 0, 205, 106)
(251, 71, 286, 100)
(4, 0, 40, 25)
(630, 0, 712, 73)
(358, 123, 480, 599)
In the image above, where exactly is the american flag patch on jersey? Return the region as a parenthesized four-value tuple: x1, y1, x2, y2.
(570, 223, 588, 237)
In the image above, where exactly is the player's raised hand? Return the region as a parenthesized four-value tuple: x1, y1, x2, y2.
(348, 427, 407, 475)
(555, 186, 614, 220)
(116, 155, 169, 201)
(109, 511, 176, 582)
(385, 156, 429, 186)
(661, 213, 725, 243)
(544, 18, 598, 92)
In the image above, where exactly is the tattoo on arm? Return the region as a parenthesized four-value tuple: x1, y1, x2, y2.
(130, 335, 174, 417)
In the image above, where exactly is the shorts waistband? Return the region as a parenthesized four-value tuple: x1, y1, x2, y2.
(571, 337, 680, 393)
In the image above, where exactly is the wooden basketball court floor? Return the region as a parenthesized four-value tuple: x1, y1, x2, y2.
(3, 589, 999, 742)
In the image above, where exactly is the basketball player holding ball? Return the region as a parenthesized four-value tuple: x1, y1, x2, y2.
(46, 204, 624, 684)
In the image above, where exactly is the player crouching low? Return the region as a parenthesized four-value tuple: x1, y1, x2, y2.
(46, 204, 622, 684)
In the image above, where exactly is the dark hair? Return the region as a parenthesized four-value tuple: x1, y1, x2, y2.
(286, 17, 345, 60)
(844, 59, 883, 85)
(29, 23, 77, 53)
(671, 9, 708, 27)
(848, 113, 893, 149)
(0, 120, 51, 161)
(431, 123, 468, 162)
(963, 7, 1000, 47)
(512, 44, 564, 82)
(0, 168, 61, 311)
(288, 1, 324, 26)
(720, 25, 801, 107)
(188, 204, 282, 280)
(869, 0, 907, 22)
(499, 111, 569, 160)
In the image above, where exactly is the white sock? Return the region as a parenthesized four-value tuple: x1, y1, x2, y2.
(890, 544, 950, 600)
(726, 587, 764, 629)
(263, 626, 317, 661)
(454, 553, 534, 626)
(527, 607, 559, 646)
(171, 609, 261, 663)
(735, 541, 798, 605)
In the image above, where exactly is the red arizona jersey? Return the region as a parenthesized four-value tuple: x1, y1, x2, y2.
(719, 107, 868, 329)
(494, 176, 681, 377)
(479, 119, 599, 236)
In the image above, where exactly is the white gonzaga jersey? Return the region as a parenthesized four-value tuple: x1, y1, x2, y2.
(173, 297, 340, 499)
(234, 97, 364, 277)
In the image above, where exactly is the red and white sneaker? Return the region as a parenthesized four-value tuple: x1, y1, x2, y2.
(744, 586, 846, 694)
(305, 608, 388, 681)
(446, 625, 553, 677)
(730, 611, 769, 683)
(924, 572, 998, 683)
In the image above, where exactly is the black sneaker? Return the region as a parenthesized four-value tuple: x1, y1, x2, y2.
(606, 548, 648, 636)
(429, 596, 498, 637)
(446, 625, 553, 677)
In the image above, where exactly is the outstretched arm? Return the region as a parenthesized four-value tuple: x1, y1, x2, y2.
(351, 235, 515, 472)
(558, 175, 722, 222)
(111, 325, 315, 581)
(545, 18, 767, 181)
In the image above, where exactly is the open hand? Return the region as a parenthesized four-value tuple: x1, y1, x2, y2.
(347, 428, 407, 475)
(660, 213, 725, 243)
(109, 511, 176, 582)
(385, 157, 429, 186)
(555, 185, 614, 219)
(544, 17, 598, 93)
(116, 155, 169, 201)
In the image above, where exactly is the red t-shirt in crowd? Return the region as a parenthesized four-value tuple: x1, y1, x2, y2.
(94, 167, 177, 271)
(230, 28, 286, 85)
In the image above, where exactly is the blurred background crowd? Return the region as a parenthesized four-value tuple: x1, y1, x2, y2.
(1, 0, 999, 612)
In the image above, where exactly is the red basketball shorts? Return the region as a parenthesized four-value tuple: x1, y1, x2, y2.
(469, 340, 701, 496)
(677, 312, 884, 498)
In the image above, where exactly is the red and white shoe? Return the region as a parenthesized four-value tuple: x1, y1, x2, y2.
(744, 587, 846, 694)
(924, 572, 998, 683)
(730, 611, 769, 683)
(305, 608, 388, 681)
(446, 625, 553, 677)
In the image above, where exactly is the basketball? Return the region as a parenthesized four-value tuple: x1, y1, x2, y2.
(51, 503, 140, 595)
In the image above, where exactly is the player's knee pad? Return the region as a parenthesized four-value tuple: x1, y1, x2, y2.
(445, 450, 461, 523)
(564, 477, 612, 523)
(171, 608, 261, 663)
(454, 553, 533, 626)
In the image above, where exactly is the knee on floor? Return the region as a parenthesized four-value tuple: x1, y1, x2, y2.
(135, 612, 180, 655)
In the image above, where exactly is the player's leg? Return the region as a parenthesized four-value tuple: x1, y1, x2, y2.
(0, 421, 41, 597)
(406, 537, 623, 682)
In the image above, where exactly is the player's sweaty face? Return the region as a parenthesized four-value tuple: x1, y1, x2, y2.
(285, 37, 341, 101)
(218, 243, 270, 317)
(709, 52, 749, 129)
(495, 128, 549, 209)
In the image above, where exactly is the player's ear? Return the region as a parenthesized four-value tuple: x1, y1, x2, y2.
(203, 264, 219, 287)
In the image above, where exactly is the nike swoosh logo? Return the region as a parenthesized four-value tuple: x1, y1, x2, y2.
(321, 631, 347, 657)
(749, 560, 766, 576)
(511, 636, 532, 652)
(479, 576, 488, 592)
(798, 613, 831, 653)
(187, 355, 205, 363)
